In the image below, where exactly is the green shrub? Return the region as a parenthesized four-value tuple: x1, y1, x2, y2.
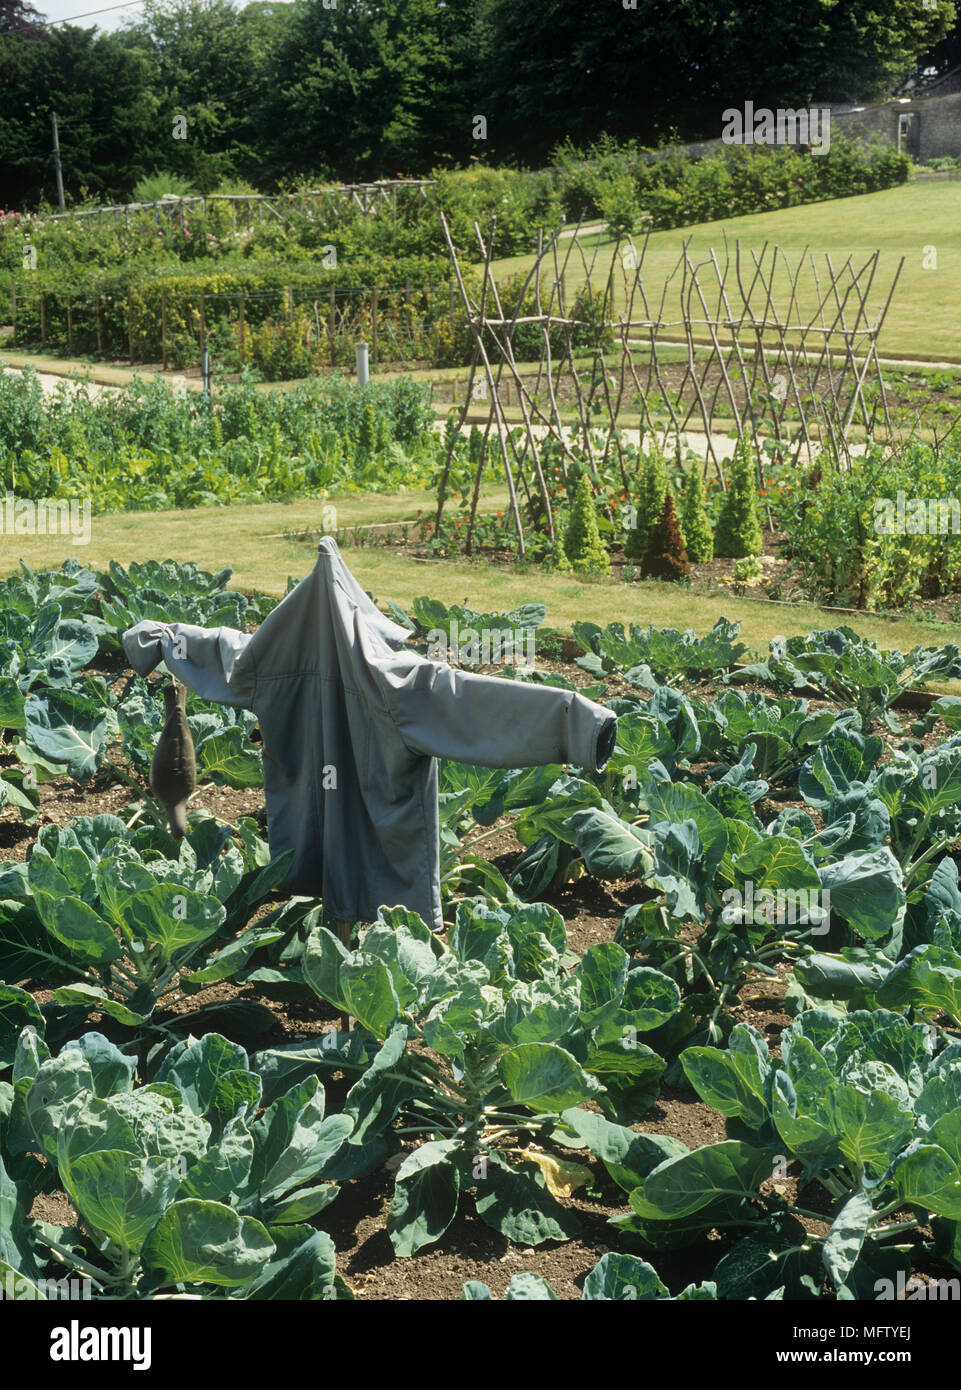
(132, 171, 198, 203)
(714, 440, 763, 558)
(626, 445, 669, 558)
(597, 172, 642, 239)
(641, 489, 690, 581)
(564, 471, 610, 574)
(733, 556, 763, 581)
(773, 428, 961, 609)
(679, 464, 714, 562)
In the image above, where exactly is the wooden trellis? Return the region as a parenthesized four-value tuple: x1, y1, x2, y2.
(434, 213, 903, 555)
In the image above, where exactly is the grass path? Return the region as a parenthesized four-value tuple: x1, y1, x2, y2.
(491, 182, 961, 363)
(2, 490, 959, 673)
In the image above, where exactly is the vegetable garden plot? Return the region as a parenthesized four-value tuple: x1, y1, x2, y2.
(434, 215, 902, 558)
(2, 566, 961, 1300)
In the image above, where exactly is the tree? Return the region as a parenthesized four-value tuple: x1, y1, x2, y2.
(626, 447, 668, 560)
(254, 0, 480, 185)
(564, 471, 610, 575)
(0, 26, 161, 207)
(117, 0, 286, 192)
(477, 0, 954, 161)
(641, 491, 691, 582)
(0, 0, 46, 37)
(714, 442, 764, 559)
(679, 465, 714, 563)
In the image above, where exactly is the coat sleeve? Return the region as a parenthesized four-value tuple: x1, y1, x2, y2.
(122, 621, 254, 708)
(384, 657, 617, 772)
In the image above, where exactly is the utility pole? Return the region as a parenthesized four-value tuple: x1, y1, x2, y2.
(51, 113, 65, 211)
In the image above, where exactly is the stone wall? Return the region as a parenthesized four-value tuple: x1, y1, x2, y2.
(655, 93, 961, 163)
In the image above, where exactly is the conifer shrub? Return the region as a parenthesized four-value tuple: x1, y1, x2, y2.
(626, 446, 669, 559)
(641, 489, 691, 581)
(679, 463, 714, 563)
(714, 439, 764, 558)
(564, 471, 611, 574)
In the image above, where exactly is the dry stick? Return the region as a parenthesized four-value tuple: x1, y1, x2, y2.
(598, 237, 645, 485)
(550, 228, 602, 478)
(617, 252, 664, 467)
(440, 212, 526, 558)
(842, 256, 903, 444)
(687, 246, 743, 442)
(866, 257, 904, 445)
(677, 241, 722, 480)
(732, 239, 786, 460)
(661, 244, 708, 458)
(432, 245, 490, 544)
(802, 253, 843, 462)
(768, 243, 811, 454)
(716, 242, 774, 524)
(580, 237, 629, 479)
(755, 246, 818, 465)
(826, 250, 879, 445)
(820, 255, 867, 469)
(534, 229, 578, 476)
(836, 250, 885, 438)
(631, 248, 691, 471)
(471, 225, 536, 519)
(706, 246, 776, 522)
(472, 222, 555, 540)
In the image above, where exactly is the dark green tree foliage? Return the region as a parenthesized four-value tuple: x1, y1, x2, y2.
(714, 442, 764, 559)
(476, 0, 951, 162)
(679, 464, 714, 563)
(626, 447, 668, 560)
(1, 0, 45, 36)
(1, 0, 949, 204)
(641, 489, 690, 582)
(255, 0, 479, 184)
(118, 0, 294, 192)
(0, 26, 162, 207)
(564, 471, 610, 575)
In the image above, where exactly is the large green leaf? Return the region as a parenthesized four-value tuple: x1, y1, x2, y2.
(556, 1107, 687, 1192)
(245, 1227, 342, 1300)
(498, 1043, 603, 1112)
(124, 884, 225, 959)
(35, 896, 121, 966)
(893, 1144, 961, 1219)
(142, 1199, 275, 1286)
(197, 727, 262, 788)
(0, 986, 44, 1068)
(23, 689, 108, 781)
(564, 808, 653, 880)
(823, 1190, 874, 1289)
(827, 1084, 914, 1178)
(474, 1151, 580, 1245)
(339, 955, 400, 1037)
(66, 1150, 181, 1252)
(629, 1141, 773, 1221)
(387, 1139, 461, 1257)
(248, 1077, 353, 1200)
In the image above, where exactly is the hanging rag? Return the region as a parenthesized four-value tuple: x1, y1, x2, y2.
(149, 678, 197, 839)
(122, 538, 618, 931)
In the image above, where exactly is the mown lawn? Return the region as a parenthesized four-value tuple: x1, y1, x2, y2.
(2, 489, 959, 678)
(491, 182, 961, 363)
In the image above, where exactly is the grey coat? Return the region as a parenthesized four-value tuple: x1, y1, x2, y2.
(123, 539, 617, 931)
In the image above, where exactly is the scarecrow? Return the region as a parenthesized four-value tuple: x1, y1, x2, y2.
(126, 539, 617, 934)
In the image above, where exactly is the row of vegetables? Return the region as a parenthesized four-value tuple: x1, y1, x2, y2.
(2, 561, 961, 1298)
